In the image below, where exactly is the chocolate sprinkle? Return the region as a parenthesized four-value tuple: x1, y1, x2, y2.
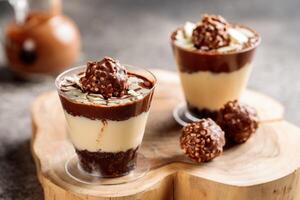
(80, 57, 128, 99)
(217, 100, 259, 144)
(180, 118, 225, 163)
(192, 14, 231, 50)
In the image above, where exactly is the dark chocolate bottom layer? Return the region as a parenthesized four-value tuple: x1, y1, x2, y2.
(187, 103, 219, 121)
(76, 147, 139, 178)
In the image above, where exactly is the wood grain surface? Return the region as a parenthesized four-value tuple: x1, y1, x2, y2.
(31, 70, 300, 200)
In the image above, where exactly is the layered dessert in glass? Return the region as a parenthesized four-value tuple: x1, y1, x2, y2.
(171, 14, 260, 120)
(55, 57, 156, 178)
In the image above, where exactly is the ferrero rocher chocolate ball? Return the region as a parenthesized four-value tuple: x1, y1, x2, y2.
(80, 57, 128, 99)
(217, 100, 259, 144)
(192, 14, 231, 50)
(180, 119, 225, 163)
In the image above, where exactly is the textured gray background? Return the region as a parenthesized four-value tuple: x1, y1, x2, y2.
(0, 0, 299, 199)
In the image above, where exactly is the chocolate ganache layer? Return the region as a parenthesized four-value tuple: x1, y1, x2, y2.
(58, 72, 155, 121)
(171, 24, 260, 74)
(76, 147, 139, 177)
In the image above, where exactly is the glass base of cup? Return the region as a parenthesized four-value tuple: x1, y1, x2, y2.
(173, 102, 203, 126)
(65, 153, 150, 185)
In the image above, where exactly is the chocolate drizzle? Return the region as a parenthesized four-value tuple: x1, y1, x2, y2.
(97, 119, 107, 143)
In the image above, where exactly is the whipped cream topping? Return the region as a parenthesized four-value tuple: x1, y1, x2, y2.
(175, 21, 255, 53)
(59, 73, 151, 106)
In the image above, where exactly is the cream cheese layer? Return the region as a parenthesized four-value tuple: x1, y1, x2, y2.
(64, 111, 149, 152)
(179, 64, 252, 110)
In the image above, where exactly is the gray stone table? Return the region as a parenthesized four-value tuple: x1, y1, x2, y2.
(0, 0, 299, 199)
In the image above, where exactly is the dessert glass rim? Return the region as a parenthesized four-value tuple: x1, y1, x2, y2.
(55, 64, 157, 105)
(170, 23, 261, 56)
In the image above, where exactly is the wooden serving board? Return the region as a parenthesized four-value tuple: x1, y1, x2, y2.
(31, 70, 300, 200)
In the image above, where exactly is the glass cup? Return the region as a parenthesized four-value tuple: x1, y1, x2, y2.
(55, 65, 156, 181)
(170, 26, 261, 120)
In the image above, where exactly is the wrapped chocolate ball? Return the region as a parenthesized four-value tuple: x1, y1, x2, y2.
(180, 118, 225, 163)
(217, 100, 259, 144)
(80, 57, 128, 99)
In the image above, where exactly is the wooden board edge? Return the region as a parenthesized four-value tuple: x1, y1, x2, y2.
(30, 87, 299, 199)
(175, 169, 300, 199)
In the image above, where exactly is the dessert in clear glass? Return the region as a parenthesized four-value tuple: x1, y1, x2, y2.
(171, 14, 260, 122)
(55, 57, 156, 181)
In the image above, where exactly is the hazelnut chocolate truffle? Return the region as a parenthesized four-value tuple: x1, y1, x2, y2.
(192, 14, 231, 50)
(80, 57, 128, 99)
(217, 100, 259, 144)
(180, 119, 225, 163)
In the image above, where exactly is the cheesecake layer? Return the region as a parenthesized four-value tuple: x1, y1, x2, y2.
(64, 111, 149, 152)
(179, 63, 252, 111)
